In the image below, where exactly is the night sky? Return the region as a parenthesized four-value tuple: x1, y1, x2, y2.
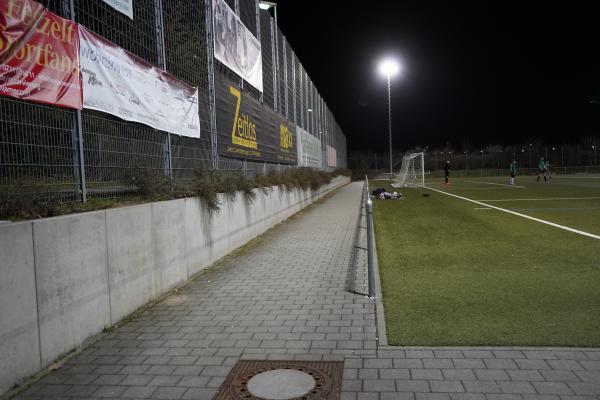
(277, 1, 600, 153)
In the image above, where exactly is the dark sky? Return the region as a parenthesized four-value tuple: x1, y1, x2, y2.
(277, 1, 600, 153)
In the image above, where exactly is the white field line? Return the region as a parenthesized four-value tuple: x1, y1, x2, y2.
(556, 175, 600, 179)
(481, 196, 600, 202)
(464, 180, 525, 188)
(429, 186, 519, 191)
(427, 187, 600, 240)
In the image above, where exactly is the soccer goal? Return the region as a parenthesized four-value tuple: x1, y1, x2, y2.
(391, 152, 425, 188)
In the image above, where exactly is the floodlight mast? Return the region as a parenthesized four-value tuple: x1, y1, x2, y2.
(378, 58, 402, 180)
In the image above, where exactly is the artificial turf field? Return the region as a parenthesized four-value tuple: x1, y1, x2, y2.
(371, 174, 600, 346)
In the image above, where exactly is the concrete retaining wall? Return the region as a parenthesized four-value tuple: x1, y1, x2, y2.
(0, 176, 349, 394)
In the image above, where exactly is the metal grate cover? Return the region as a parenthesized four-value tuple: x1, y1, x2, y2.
(214, 360, 344, 400)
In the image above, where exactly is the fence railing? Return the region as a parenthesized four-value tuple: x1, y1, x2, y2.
(425, 165, 600, 179)
(0, 0, 347, 204)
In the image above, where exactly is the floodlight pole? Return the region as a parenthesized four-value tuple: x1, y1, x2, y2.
(387, 75, 393, 180)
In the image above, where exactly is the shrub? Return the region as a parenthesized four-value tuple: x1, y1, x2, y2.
(0, 184, 59, 220)
(190, 169, 221, 215)
(331, 168, 352, 177)
(2, 167, 347, 220)
(124, 167, 171, 198)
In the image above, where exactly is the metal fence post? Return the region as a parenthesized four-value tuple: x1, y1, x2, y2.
(65, 0, 87, 202)
(71, 110, 87, 202)
(366, 187, 375, 299)
(255, 0, 263, 104)
(271, 17, 278, 113)
(283, 39, 288, 119)
(153, 0, 173, 185)
(205, 0, 219, 170)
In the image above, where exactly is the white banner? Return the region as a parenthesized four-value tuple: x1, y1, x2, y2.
(79, 26, 200, 138)
(102, 0, 133, 19)
(327, 145, 337, 168)
(296, 127, 322, 169)
(212, 0, 263, 92)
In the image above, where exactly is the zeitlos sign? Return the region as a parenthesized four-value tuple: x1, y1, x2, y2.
(0, 0, 82, 108)
(215, 74, 296, 163)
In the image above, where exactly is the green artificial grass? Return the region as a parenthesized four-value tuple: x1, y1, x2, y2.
(372, 176, 600, 346)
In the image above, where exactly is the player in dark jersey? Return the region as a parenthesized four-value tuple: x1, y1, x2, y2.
(536, 157, 547, 182)
(509, 160, 517, 185)
(444, 160, 450, 184)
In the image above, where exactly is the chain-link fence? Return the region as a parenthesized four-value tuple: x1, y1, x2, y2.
(0, 0, 347, 204)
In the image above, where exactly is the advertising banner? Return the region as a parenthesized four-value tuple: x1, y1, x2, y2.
(0, 0, 82, 109)
(296, 127, 322, 169)
(102, 0, 133, 20)
(327, 145, 337, 167)
(212, 0, 262, 92)
(79, 26, 200, 138)
(215, 73, 296, 163)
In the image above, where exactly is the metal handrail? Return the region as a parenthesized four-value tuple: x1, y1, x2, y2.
(364, 175, 375, 299)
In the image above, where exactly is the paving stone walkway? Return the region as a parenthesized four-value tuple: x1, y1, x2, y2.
(11, 182, 600, 400)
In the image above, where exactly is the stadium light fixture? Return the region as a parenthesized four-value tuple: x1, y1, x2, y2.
(377, 57, 403, 180)
(259, 1, 277, 10)
(378, 59, 402, 78)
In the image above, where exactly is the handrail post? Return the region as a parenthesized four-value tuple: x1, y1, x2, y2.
(366, 194, 375, 299)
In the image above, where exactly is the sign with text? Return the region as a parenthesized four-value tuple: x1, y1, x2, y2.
(215, 73, 296, 163)
(0, 0, 82, 108)
(296, 127, 322, 169)
(102, 0, 133, 20)
(327, 145, 337, 167)
(212, 0, 262, 92)
(79, 26, 200, 138)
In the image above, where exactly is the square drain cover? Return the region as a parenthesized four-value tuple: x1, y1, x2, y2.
(214, 360, 344, 400)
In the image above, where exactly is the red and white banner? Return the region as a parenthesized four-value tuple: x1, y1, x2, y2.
(79, 26, 200, 138)
(0, 0, 82, 108)
(327, 145, 337, 168)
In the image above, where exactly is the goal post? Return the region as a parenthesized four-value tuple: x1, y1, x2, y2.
(391, 152, 425, 188)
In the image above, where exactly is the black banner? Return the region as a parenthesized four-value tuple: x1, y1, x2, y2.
(215, 74, 296, 164)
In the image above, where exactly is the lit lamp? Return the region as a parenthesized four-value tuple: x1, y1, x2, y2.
(377, 58, 402, 180)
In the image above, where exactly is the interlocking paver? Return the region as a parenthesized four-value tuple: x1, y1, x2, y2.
(454, 359, 487, 369)
(363, 379, 397, 392)
(10, 183, 599, 400)
(532, 382, 573, 395)
(121, 385, 158, 398)
(463, 381, 502, 394)
(429, 381, 464, 393)
(442, 369, 476, 381)
(411, 369, 444, 380)
(497, 381, 537, 394)
(475, 369, 511, 381)
(396, 379, 430, 393)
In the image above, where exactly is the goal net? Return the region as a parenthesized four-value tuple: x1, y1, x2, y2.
(391, 152, 425, 188)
